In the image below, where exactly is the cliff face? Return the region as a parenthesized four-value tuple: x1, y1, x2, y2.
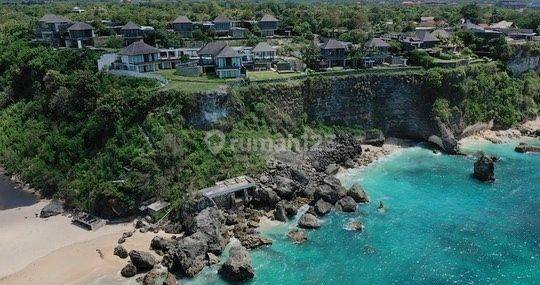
(507, 48, 540, 75)
(190, 71, 459, 152)
(301, 74, 436, 139)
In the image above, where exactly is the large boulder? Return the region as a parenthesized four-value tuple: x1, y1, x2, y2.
(120, 263, 137, 277)
(347, 184, 369, 203)
(515, 142, 540, 153)
(314, 184, 341, 204)
(336, 196, 357, 212)
(288, 229, 308, 243)
(473, 153, 495, 182)
(274, 203, 288, 222)
(166, 236, 208, 277)
(150, 236, 176, 252)
(298, 213, 320, 229)
(114, 245, 128, 259)
(290, 168, 309, 185)
(238, 234, 273, 249)
(274, 176, 295, 199)
(39, 200, 64, 218)
(314, 199, 332, 216)
(324, 164, 340, 175)
(129, 250, 156, 272)
(218, 246, 255, 282)
(142, 265, 177, 285)
(250, 187, 280, 208)
(189, 207, 227, 254)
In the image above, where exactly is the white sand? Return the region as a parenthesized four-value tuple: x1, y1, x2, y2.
(0, 201, 157, 284)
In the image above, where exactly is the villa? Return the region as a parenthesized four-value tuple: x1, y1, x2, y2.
(198, 42, 245, 78)
(252, 42, 277, 71)
(35, 14, 73, 47)
(213, 15, 232, 36)
(65, 22, 95, 48)
(114, 40, 161, 72)
(364, 38, 391, 66)
(320, 38, 349, 68)
(172, 15, 193, 38)
(259, 14, 279, 37)
(121, 21, 144, 45)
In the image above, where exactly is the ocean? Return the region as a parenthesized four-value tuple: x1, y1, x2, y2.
(187, 140, 540, 284)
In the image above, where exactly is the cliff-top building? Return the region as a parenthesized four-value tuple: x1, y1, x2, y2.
(172, 15, 193, 38)
(258, 14, 279, 37)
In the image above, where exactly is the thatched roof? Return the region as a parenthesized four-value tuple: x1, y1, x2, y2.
(213, 15, 231, 23)
(216, 46, 241, 58)
(68, 22, 94, 31)
(40, 14, 72, 23)
(198, 41, 228, 56)
(252, 42, 276, 53)
(322, 38, 347, 50)
(260, 14, 278, 22)
(173, 15, 192, 24)
(365, 38, 390, 48)
(121, 21, 141, 30)
(119, 40, 160, 56)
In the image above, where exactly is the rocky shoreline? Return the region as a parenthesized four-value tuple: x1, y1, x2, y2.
(111, 120, 540, 283)
(3, 118, 538, 284)
(106, 133, 416, 284)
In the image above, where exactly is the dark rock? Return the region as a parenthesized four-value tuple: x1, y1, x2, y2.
(324, 164, 340, 175)
(250, 187, 280, 208)
(314, 184, 340, 204)
(515, 142, 540, 153)
(290, 168, 309, 185)
(166, 236, 208, 277)
(129, 250, 156, 272)
(309, 133, 363, 171)
(142, 265, 177, 285)
(122, 231, 133, 239)
(347, 184, 369, 203)
(118, 237, 126, 244)
(121, 263, 137, 277)
(274, 203, 288, 222)
(39, 200, 64, 218)
(298, 213, 320, 229)
(225, 213, 239, 226)
(114, 245, 128, 259)
(239, 234, 273, 249)
(274, 176, 295, 199)
(218, 246, 254, 282)
(284, 203, 297, 217)
(314, 199, 332, 216)
(473, 152, 495, 182)
(336, 196, 357, 212)
(151, 236, 175, 252)
(189, 207, 227, 254)
(288, 229, 308, 243)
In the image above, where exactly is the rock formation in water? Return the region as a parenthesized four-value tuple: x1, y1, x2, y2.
(473, 152, 495, 182)
(218, 246, 255, 282)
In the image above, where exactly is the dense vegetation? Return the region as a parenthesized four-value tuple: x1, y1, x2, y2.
(0, 2, 538, 218)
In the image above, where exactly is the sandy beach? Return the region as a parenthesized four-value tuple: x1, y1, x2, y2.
(0, 201, 157, 285)
(459, 117, 540, 145)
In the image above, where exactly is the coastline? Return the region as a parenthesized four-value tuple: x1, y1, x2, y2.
(0, 120, 537, 285)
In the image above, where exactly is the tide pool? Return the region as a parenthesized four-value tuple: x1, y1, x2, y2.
(187, 140, 539, 284)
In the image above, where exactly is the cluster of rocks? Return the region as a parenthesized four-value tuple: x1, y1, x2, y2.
(116, 206, 259, 282)
(115, 133, 369, 282)
(249, 133, 370, 235)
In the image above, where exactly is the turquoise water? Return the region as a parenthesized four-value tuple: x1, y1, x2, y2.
(187, 140, 540, 284)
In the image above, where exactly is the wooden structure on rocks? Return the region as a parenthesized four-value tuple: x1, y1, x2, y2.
(199, 176, 256, 209)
